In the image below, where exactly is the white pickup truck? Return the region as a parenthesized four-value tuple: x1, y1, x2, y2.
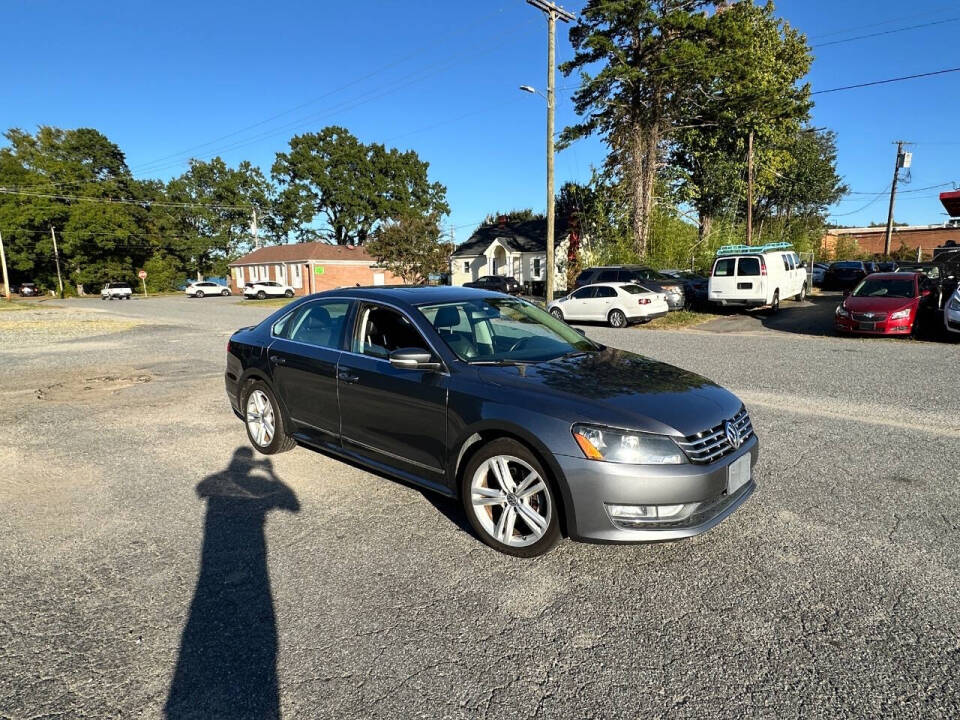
(101, 282, 133, 300)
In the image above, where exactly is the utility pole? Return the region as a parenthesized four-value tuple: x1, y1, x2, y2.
(884, 141, 911, 257)
(251, 207, 260, 250)
(746, 129, 754, 245)
(0, 229, 10, 300)
(527, 0, 575, 302)
(50, 227, 64, 298)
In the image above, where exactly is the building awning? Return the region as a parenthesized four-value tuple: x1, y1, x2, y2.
(940, 190, 960, 217)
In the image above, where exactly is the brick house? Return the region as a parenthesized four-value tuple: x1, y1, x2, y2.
(227, 243, 401, 296)
(821, 225, 960, 259)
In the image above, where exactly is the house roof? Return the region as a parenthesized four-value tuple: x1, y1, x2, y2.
(228, 242, 376, 266)
(451, 217, 570, 257)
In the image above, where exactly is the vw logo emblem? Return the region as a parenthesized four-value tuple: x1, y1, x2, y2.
(864, 312, 875, 319)
(724, 421, 742, 449)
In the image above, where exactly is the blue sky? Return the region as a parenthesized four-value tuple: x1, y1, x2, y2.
(4, 0, 959, 239)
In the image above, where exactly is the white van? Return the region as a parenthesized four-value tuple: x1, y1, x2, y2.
(707, 242, 807, 311)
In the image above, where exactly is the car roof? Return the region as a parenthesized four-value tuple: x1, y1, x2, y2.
(868, 272, 919, 279)
(583, 281, 652, 289)
(307, 285, 503, 308)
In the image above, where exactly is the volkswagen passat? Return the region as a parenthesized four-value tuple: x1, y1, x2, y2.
(225, 286, 758, 557)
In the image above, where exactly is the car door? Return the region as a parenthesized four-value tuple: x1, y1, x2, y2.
(562, 286, 598, 320)
(592, 285, 618, 319)
(337, 302, 448, 482)
(267, 298, 353, 445)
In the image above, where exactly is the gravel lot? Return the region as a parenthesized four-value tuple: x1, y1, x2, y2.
(2, 295, 958, 719)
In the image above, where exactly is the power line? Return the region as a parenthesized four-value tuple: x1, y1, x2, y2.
(813, 17, 960, 48)
(0, 187, 255, 211)
(845, 181, 956, 196)
(807, 4, 958, 39)
(812, 66, 960, 95)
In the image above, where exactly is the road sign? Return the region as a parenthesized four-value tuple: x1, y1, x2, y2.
(314, 266, 324, 275)
(138, 270, 147, 279)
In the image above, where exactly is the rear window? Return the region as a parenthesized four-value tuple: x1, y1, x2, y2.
(575, 270, 595, 285)
(620, 284, 647, 295)
(713, 258, 735, 277)
(737, 258, 761, 276)
(833, 262, 861, 269)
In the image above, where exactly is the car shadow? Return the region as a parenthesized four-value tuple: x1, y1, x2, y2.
(165, 447, 300, 720)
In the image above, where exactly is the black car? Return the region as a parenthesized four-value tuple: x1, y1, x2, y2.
(823, 261, 870, 291)
(661, 270, 708, 306)
(877, 262, 899, 272)
(463, 275, 521, 295)
(19, 282, 41, 297)
(225, 286, 758, 557)
(575, 266, 686, 309)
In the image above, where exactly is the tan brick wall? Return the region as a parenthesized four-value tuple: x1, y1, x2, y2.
(822, 227, 960, 259)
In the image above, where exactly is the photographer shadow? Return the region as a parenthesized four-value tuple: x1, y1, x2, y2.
(165, 447, 299, 720)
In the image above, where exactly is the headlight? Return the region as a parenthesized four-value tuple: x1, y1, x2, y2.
(948, 297, 960, 311)
(889, 308, 912, 320)
(572, 424, 686, 465)
(835, 305, 850, 318)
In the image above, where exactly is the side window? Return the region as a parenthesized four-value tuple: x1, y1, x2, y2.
(571, 287, 598, 299)
(575, 270, 594, 286)
(787, 255, 796, 271)
(738, 257, 761, 276)
(596, 269, 619, 283)
(713, 258, 735, 277)
(596, 286, 618, 298)
(285, 300, 351, 348)
(782, 255, 791, 272)
(355, 305, 429, 359)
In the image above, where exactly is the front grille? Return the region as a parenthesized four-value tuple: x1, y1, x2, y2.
(852, 312, 887, 322)
(676, 408, 753, 464)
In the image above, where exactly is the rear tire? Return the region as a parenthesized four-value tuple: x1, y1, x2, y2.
(549, 307, 564, 321)
(460, 438, 562, 558)
(257, 290, 266, 300)
(241, 381, 296, 455)
(608, 309, 627, 328)
(196, 290, 204, 298)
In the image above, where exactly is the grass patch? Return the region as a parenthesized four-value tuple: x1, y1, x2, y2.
(637, 309, 714, 330)
(0, 301, 30, 312)
(242, 296, 298, 309)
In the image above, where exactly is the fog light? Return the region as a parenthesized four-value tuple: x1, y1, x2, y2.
(606, 503, 687, 521)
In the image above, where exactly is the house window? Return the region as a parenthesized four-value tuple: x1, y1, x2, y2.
(260, 265, 269, 281)
(463, 261, 470, 274)
(292, 263, 302, 289)
(533, 258, 542, 279)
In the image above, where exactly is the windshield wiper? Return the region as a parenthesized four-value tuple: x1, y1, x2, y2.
(469, 359, 536, 366)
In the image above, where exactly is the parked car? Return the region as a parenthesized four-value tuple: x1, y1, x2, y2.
(243, 281, 295, 300)
(101, 282, 133, 300)
(575, 266, 685, 310)
(822, 261, 870, 291)
(834, 272, 939, 336)
(186, 281, 231, 298)
(945, 286, 960, 335)
(19, 282, 41, 297)
(547, 282, 669, 327)
(877, 261, 899, 272)
(811, 263, 830, 286)
(707, 243, 806, 311)
(661, 269, 708, 306)
(463, 275, 522, 295)
(225, 286, 757, 557)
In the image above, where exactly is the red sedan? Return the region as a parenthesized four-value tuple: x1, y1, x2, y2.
(834, 272, 936, 336)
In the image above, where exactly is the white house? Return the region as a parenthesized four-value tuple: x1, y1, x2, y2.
(449, 217, 571, 293)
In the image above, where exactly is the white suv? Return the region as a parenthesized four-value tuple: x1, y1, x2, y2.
(186, 281, 231, 298)
(243, 281, 295, 300)
(707, 242, 806, 312)
(101, 282, 133, 300)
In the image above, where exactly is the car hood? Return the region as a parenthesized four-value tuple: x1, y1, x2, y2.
(843, 296, 916, 313)
(475, 348, 743, 437)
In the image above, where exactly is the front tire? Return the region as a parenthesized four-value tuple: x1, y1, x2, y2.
(242, 381, 296, 455)
(284, 289, 294, 298)
(549, 307, 564, 321)
(221, 289, 230, 296)
(196, 290, 205, 298)
(770, 290, 780, 313)
(608, 309, 627, 328)
(796, 284, 806, 302)
(461, 438, 561, 558)
(257, 290, 266, 300)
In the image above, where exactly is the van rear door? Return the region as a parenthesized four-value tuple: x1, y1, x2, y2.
(735, 256, 765, 299)
(708, 257, 738, 300)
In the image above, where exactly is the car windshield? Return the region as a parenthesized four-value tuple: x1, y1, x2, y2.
(852, 278, 915, 298)
(419, 297, 597, 363)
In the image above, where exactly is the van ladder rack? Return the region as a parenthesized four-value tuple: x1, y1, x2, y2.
(716, 241, 794, 257)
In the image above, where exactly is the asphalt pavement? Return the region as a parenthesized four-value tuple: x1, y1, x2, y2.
(2, 294, 958, 719)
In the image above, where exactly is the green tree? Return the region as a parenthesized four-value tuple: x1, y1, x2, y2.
(366, 214, 451, 284)
(166, 157, 273, 279)
(561, 0, 712, 257)
(480, 208, 544, 225)
(272, 127, 449, 245)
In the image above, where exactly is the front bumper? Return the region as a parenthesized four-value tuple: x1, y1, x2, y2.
(835, 316, 913, 335)
(665, 292, 685, 310)
(946, 309, 960, 334)
(555, 435, 759, 542)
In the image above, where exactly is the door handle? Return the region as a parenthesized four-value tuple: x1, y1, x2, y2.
(338, 370, 359, 383)
(269, 355, 286, 365)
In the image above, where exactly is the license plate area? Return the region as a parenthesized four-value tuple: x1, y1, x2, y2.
(858, 322, 876, 330)
(727, 454, 750, 494)
(737, 282, 753, 290)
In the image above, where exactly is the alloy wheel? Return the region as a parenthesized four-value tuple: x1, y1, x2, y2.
(550, 308, 563, 320)
(609, 310, 626, 328)
(470, 455, 551, 548)
(245, 390, 275, 447)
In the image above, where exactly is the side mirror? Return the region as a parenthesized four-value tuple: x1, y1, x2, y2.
(842, 290, 850, 298)
(389, 347, 442, 371)
(921, 289, 932, 297)
(574, 327, 587, 336)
